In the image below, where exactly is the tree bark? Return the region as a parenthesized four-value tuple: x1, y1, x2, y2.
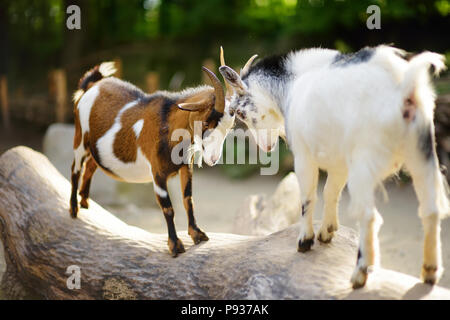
(0, 1, 8, 76)
(0, 146, 450, 300)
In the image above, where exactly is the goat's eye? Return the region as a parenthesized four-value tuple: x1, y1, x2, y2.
(203, 121, 209, 128)
(236, 109, 246, 119)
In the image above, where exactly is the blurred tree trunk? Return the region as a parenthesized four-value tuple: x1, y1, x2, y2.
(0, 1, 10, 130)
(0, 1, 8, 76)
(2, 146, 450, 300)
(61, 0, 87, 69)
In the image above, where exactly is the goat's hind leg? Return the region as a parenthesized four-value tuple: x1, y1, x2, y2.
(295, 157, 319, 253)
(79, 156, 98, 209)
(405, 125, 449, 284)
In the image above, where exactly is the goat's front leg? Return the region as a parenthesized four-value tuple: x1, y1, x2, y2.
(295, 157, 319, 253)
(179, 165, 209, 244)
(317, 170, 347, 244)
(153, 174, 185, 257)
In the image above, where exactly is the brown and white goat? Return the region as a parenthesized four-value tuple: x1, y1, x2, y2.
(70, 62, 235, 257)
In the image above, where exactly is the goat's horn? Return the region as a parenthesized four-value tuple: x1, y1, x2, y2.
(220, 46, 226, 67)
(202, 66, 225, 113)
(240, 54, 258, 76)
(220, 46, 234, 100)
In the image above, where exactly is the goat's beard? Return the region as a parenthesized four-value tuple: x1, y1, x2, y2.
(186, 135, 203, 168)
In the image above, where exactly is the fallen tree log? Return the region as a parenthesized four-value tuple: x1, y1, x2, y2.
(0, 147, 450, 300)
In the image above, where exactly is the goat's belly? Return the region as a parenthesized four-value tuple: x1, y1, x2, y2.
(111, 156, 153, 183)
(314, 149, 347, 171)
(97, 145, 153, 183)
(316, 155, 346, 170)
(303, 130, 347, 165)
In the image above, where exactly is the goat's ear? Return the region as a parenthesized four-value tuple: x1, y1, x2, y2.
(177, 100, 210, 112)
(219, 66, 246, 93)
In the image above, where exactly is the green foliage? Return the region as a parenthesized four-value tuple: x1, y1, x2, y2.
(4, 0, 450, 66)
(7, 0, 64, 65)
(2, 0, 449, 180)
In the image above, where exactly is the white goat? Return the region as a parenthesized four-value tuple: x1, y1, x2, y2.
(219, 45, 449, 288)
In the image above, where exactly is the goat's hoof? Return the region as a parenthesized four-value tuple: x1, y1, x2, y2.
(168, 238, 185, 257)
(80, 198, 89, 209)
(317, 229, 334, 244)
(69, 207, 78, 219)
(421, 264, 441, 285)
(351, 267, 368, 289)
(297, 236, 314, 253)
(327, 224, 338, 233)
(189, 226, 209, 245)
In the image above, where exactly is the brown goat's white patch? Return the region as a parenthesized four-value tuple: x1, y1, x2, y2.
(96, 100, 154, 183)
(132, 119, 144, 138)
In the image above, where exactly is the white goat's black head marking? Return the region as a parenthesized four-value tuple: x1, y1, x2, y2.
(234, 93, 256, 118)
(241, 53, 290, 79)
(227, 91, 262, 130)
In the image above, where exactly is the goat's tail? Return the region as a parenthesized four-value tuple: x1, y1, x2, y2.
(401, 52, 450, 219)
(401, 52, 446, 102)
(73, 62, 117, 104)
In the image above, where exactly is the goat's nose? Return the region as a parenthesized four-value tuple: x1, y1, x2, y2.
(210, 156, 218, 164)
